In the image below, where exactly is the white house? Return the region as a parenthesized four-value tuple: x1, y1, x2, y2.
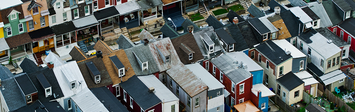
(48, 0, 73, 26)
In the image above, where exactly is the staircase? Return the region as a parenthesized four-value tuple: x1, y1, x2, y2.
(33, 53, 43, 65)
(27, 54, 38, 65)
(199, 4, 209, 18)
(78, 41, 88, 53)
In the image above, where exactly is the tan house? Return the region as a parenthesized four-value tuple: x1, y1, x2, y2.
(276, 72, 305, 105)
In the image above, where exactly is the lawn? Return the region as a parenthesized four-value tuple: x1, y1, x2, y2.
(228, 4, 244, 12)
(188, 13, 204, 21)
(347, 103, 355, 110)
(213, 9, 228, 16)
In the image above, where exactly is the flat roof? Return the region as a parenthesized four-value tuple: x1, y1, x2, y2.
(115, 1, 140, 15)
(227, 52, 263, 72)
(71, 89, 108, 112)
(259, 16, 278, 33)
(295, 71, 319, 86)
(138, 75, 179, 103)
(320, 70, 346, 85)
(0, 0, 22, 10)
(186, 63, 224, 91)
(252, 84, 275, 97)
(289, 7, 313, 23)
(307, 33, 341, 59)
(272, 39, 306, 58)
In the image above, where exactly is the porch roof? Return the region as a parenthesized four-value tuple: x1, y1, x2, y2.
(93, 6, 119, 21)
(0, 38, 9, 51)
(320, 70, 347, 86)
(28, 27, 55, 41)
(5, 33, 32, 48)
(137, 0, 163, 10)
(73, 15, 98, 29)
(115, 1, 140, 15)
(51, 21, 77, 35)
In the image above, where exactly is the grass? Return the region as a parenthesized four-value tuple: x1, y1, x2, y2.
(347, 103, 355, 110)
(188, 13, 204, 21)
(212, 9, 228, 16)
(227, 4, 244, 12)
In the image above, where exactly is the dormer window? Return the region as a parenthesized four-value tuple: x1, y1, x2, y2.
(142, 62, 148, 71)
(166, 55, 170, 63)
(86, 61, 101, 84)
(209, 45, 214, 53)
(119, 68, 125, 77)
(33, 7, 39, 14)
(11, 14, 16, 20)
(229, 44, 234, 52)
(110, 56, 126, 78)
(201, 34, 215, 54)
(188, 53, 193, 60)
(262, 34, 268, 40)
(133, 52, 148, 71)
(180, 43, 195, 61)
(36, 73, 52, 97)
(71, 82, 76, 89)
(346, 11, 351, 19)
(46, 88, 51, 94)
(155, 45, 171, 64)
(26, 95, 32, 103)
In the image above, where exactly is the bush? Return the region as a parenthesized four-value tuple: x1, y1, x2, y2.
(298, 107, 305, 112)
(213, 9, 228, 16)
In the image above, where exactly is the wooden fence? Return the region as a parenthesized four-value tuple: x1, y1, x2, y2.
(270, 96, 299, 112)
(324, 89, 355, 112)
(303, 91, 317, 104)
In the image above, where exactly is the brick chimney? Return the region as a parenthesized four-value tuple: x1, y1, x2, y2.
(188, 25, 194, 33)
(233, 17, 239, 24)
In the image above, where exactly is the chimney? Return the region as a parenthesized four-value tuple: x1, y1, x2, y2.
(188, 25, 194, 33)
(233, 17, 239, 24)
(96, 50, 103, 58)
(47, 62, 54, 69)
(275, 6, 281, 15)
(148, 87, 155, 93)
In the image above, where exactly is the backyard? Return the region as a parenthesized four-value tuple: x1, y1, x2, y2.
(213, 4, 245, 16)
(227, 4, 244, 12)
(188, 13, 204, 21)
(213, 8, 228, 16)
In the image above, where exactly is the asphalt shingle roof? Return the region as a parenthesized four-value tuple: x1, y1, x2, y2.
(277, 72, 304, 91)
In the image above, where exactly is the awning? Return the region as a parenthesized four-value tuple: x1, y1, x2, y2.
(28, 27, 55, 41)
(5, 33, 32, 48)
(41, 10, 50, 16)
(320, 70, 347, 85)
(0, 38, 9, 51)
(51, 21, 77, 35)
(93, 6, 119, 21)
(224, 89, 230, 97)
(73, 15, 98, 29)
(234, 100, 260, 112)
(116, 1, 140, 15)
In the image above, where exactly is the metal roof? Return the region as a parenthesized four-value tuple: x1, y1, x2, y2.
(72, 15, 98, 29)
(93, 6, 119, 21)
(320, 70, 346, 85)
(186, 63, 224, 91)
(71, 88, 108, 112)
(0, 0, 22, 10)
(148, 38, 181, 72)
(115, 1, 140, 15)
(295, 71, 319, 86)
(272, 39, 306, 58)
(124, 44, 160, 75)
(116, 35, 135, 50)
(138, 75, 179, 102)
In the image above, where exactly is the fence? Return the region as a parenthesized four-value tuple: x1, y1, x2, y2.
(270, 96, 299, 112)
(346, 77, 354, 90)
(324, 89, 355, 112)
(303, 91, 317, 104)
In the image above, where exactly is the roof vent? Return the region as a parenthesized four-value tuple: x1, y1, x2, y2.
(243, 64, 248, 69)
(327, 40, 332, 44)
(96, 50, 103, 58)
(286, 50, 291, 55)
(148, 87, 155, 93)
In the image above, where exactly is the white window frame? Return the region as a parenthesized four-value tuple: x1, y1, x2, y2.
(195, 97, 199, 107)
(341, 31, 344, 38)
(339, 78, 344, 83)
(333, 27, 337, 34)
(130, 96, 133, 108)
(300, 60, 304, 70)
(213, 65, 216, 75)
(261, 103, 266, 109)
(18, 23, 23, 33)
(74, 9, 79, 19)
(29, 20, 34, 30)
(262, 34, 268, 40)
(116, 86, 120, 97)
(220, 72, 223, 83)
(142, 62, 148, 71)
(11, 14, 16, 20)
(105, 0, 110, 7)
(93, 1, 98, 10)
(56, 2, 61, 9)
(205, 61, 209, 70)
(209, 45, 214, 53)
(6, 27, 11, 36)
(68, 99, 72, 110)
(52, 15, 56, 24)
(148, 109, 155, 112)
(229, 44, 234, 52)
(239, 83, 244, 94)
(84, 5, 90, 16)
(346, 11, 351, 19)
(348, 35, 352, 44)
(119, 68, 125, 77)
(123, 90, 127, 102)
(63, 12, 67, 21)
(188, 53, 193, 60)
(40, 16, 46, 27)
(231, 82, 235, 93)
(239, 98, 244, 103)
(258, 54, 261, 62)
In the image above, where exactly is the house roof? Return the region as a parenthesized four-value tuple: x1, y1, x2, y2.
(227, 10, 245, 23)
(333, 0, 352, 12)
(0, 65, 12, 80)
(137, 0, 163, 10)
(171, 33, 204, 64)
(110, 55, 124, 69)
(205, 15, 224, 29)
(5, 33, 32, 48)
(186, 63, 224, 91)
(115, 1, 140, 15)
(277, 72, 304, 91)
(41, 101, 66, 112)
(161, 0, 180, 5)
(227, 52, 263, 72)
(259, 16, 278, 33)
(71, 88, 108, 112)
(69, 46, 88, 61)
(0, 38, 9, 51)
(248, 18, 270, 34)
(339, 18, 355, 37)
(160, 24, 179, 38)
(45, 52, 65, 68)
(20, 58, 40, 74)
(0, 5, 24, 24)
(306, 103, 326, 112)
(300, 32, 341, 59)
(166, 64, 208, 97)
(256, 40, 292, 65)
(302, 7, 320, 21)
(252, 84, 275, 97)
(322, 0, 342, 25)
(90, 87, 129, 112)
(295, 71, 319, 86)
(247, 4, 265, 18)
(280, 10, 301, 37)
(124, 44, 160, 75)
(0, 0, 22, 10)
(288, 0, 307, 7)
(93, 6, 119, 21)
(268, 0, 287, 12)
(290, 7, 313, 24)
(14, 100, 64, 112)
(138, 29, 156, 40)
(181, 19, 201, 33)
(77, 57, 113, 88)
(27, 0, 42, 11)
(225, 24, 249, 51)
(267, 14, 291, 39)
(15, 73, 38, 95)
(28, 27, 55, 41)
(236, 21, 261, 48)
(120, 75, 161, 110)
(116, 35, 135, 50)
(211, 54, 252, 84)
(308, 2, 333, 28)
(102, 49, 135, 85)
(272, 39, 306, 58)
(94, 40, 114, 55)
(344, 0, 355, 10)
(234, 100, 260, 112)
(320, 70, 346, 85)
(72, 15, 98, 29)
(192, 26, 223, 57)
(148, 38, 181, 72)
(51, 21, 76, 35)
(316, 28, 349, 47)
(216, 28, 236, 45)
(138, 75, 179, 103)
(1, 77, 26, 111)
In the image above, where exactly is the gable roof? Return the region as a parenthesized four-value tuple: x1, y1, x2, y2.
(0, 65, 12, 80)
(20, 58, 40, 74)
(277, 72, 304, 91)
(192, 26, 223, 57)
(186, 63, 224, 91)
(94, 40, 114, 55)
(138, 75, 179, 103)
(77, 57, 113, 88)
(308, 2, 333, 28)
(256, 40, 292, 65)
(71, 88, 108, 112)
(339, 18, 355, 37)
(181, 19, 201, 33)
(248, 18, 270, 34)
(171, 33, 204, 64)
(227, 10, 245, 23)
(0, 5, 24, 24)
(322, 0, 342, 25)
(205, 15, 224, 29)
(124, 44, 160, 75)
(280, 10, 301, 37)
(116, 35, 135, 50)
(27, 0, 42, 11)
(1, 76, 26, 111)
(69, 46, 88, 61)
(333, 0, 352, 12)
(15, 73, 38, 95)
(247, 4, 265, 18)
(302, 7, 320, 21)
(148, 38, 181, 72)
(225, 24, 249, 51)
(166, 64, 208, 97)
(160, 24, 179, 38)
(120, 75, 161, 110)
(320, 70, 346, 85)
(90, 87, 129, 112)
(236, 21, 261, 48)
(227, 52, 263, 72)
(316, 28, 349, 47)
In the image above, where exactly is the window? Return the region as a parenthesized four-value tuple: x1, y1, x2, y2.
(313, 20, 318, 27)
(217, 107, 220, 111)
(209, 45, 214, 52)
(188, 53, 193, 60)
(74, 9, 79, 19)
(279, 66, 283, 76)
(93, 1, 98, 10)
(229, 44, 234, 51)
(261, 103, 266, 109)
(68, 99, 72, 110)
(165, 55, 170, 63)
(231, 97, 235, 106)
(195, 97, 199, 107)
(46, 88, 50, 94)
(250, 51, 255, 59)
(341, 31, 344, 38)
(263, 34, 268, 40)
(130, 96, 133, 108)
(187, 98, 191, 107)
(52, 15, 56, 23)
(232, 83, 235, 93)
(320, 59, 324, 67)
(40, 16, 45, 27)
(277, 84, 280, 95)
(300, 60, 304, 70)
(264, 74, 268, 85)
(119, 68, 125, 77)
(116, 86, 120, 97)
(213, 65, 216, 75)
(258, 54, 261, 62)
(300, 42, 303, 51)
(294, 90, 299, 98)
(220, 72, 223, 83)
(105, 0, 110, 6)
(308, 48, 311, 56)
(283, 92, 286, 97)
(26, 95, 32, 103)
(142, 62, 148, 70)
(327, 60, 331, 68)
(63, 12, 67, 21)
(333, 27, 337, 34)
(343, 49, 346, 57)
(292, 39, 297, 46)
(169, 79, 173, 88)
(71, 83, 75, 89)
(11, 14, 16, 20)
(266, 60, 269, 69)
(6, 27, 11, 36)
(148, 109, 154, 112)
(84, 5, 90, 15)
(171, 104, 175, 112)
(176, 86, 179, 97)
(337, 56, 340, 65)
(56, 2, 60, 8)
(339, 78, 344, 83)
(33, 7, 38, 14)
(348, 36, 352, 44)
(332, 58, 336, 66)
(239, 98, 244, 103)
(346, 11, 351, 19)
(239, 83, 244, 94)
(205, 61, 209, 70)
(123, 90, 127, 102)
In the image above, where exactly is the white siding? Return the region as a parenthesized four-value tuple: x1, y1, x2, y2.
(49, 0, 72, 26)
(208, 95, 224, 112)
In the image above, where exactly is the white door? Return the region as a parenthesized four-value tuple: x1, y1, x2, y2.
(311, 86, 315, 96)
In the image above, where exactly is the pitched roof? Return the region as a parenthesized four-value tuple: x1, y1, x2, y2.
(344, 0, 355, 10)
(51, 21, 77, 35)
(268, 0, 287, 12)
(192, 26, 224, 57)
(256, 40, 292, 65)
(171, 33, 204, 64)
(280, 10, 301, 37)
(186, 63, 224, 90)
(322, 0, 342, 25)
(94, 40, 114, 55)
(302, 7, 320, 21)
(225, 24, 249, 51)
(93, 6, 119, 21)
(138, 29, 157, 40)
(137, 0, 163, 10)
(69, 46, 88, 61)
(306, 103, 326, 112)
(1, 77, 26, 111)
(272, 39, 306, 58)
(215, 28, 236, 45)
(15, 73, 38, 95)
(277, 72, 304, 91)
(71, 88, 108, 112)
(308, 2, 333, 28)
(181, 19, 201, 33)
(333, 0, 352, 12)
(148, 38, 181, 72)
(211, 54, 252, 84)
(227, 52, 263, 72)
(124, 44, 160, 75)
(138, 75, 179, 103)
(236, 21, 261, 48)
(267, 14, 291, 39)
(248, 18, 270, 34)
(20, 58, 40, 74)
(339, 18, 355, 37)
(160, 24, 179, 38)
(227, 10, 245, 23)
(90, 87, 129, 112)
(316, 28, 349, 47)
(0, 65, 12, 80)
(120, 75, 161, 110)
(320, 70, 346, 85)
(116, 35, 135, 50)
(5, 33, 32, 48)
(247, 4, 265, 18)
(0, 5, 24, 24)
(77, 57, 113, 88)
(289, 7, 313, 24)
(205, 15, 224, 29)
(166, 64, 208, 97)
